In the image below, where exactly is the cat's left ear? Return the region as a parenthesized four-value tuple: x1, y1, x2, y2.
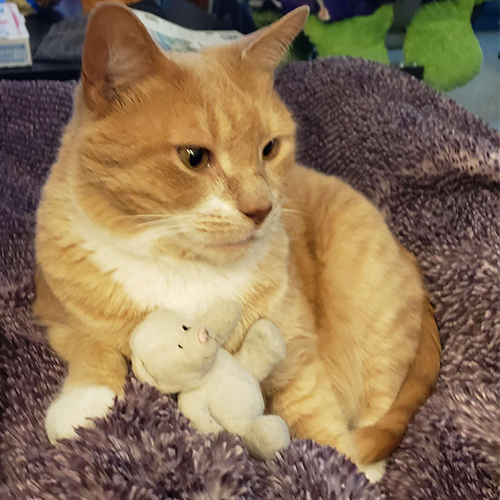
(81, 3, 166, 114)
(239, 6, 309, 71)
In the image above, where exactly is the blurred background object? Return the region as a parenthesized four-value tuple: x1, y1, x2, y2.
(0, 0, 230, 79)
(0, 0, 497, 126)
(247, 0, 498, 93)
(81, 0, 133, 14)
(11, 0, 61, 16)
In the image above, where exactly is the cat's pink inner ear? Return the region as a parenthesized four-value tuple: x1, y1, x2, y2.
(240, 6, 309, 71)
(81, 3, 163, 112)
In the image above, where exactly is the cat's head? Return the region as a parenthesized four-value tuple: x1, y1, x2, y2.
(71, 3, 308, 264)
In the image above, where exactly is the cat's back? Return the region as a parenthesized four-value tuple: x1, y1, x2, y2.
(283, 164, 417, 303)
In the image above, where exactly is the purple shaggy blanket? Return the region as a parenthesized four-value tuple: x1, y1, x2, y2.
(1, 58, 499, 499)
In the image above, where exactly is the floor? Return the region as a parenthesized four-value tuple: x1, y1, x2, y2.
(388, 31, 499, 130)
(446, 32, 500, 130)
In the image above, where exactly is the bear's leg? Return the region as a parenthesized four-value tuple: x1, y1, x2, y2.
(240, 415, 290, 460)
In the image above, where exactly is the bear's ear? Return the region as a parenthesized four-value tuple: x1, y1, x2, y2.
(200, 301, 242, 345)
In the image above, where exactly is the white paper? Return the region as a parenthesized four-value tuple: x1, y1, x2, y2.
(133, 10, 243, 53)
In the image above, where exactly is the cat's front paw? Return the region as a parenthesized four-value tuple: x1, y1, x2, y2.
(45, 385, 116, 444)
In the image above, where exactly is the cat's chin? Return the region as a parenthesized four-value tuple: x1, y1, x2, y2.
(191, 235, 260, 264)
(210, 235, 257, 250)
(207, 236, 257, 258)
(155, 230, 271, 264)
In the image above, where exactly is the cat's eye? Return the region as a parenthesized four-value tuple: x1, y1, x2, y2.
(178, 344, 184, 349)
(178, 146, 210, 170)
(262, 138, 280, 161)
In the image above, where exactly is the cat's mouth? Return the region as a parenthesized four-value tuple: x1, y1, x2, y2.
(210, 235, 257, 249)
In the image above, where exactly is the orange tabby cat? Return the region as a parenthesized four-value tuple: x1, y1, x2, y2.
(34, 3, 440, 481)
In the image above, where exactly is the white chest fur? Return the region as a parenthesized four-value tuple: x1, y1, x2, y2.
(74, 216, 270, 317)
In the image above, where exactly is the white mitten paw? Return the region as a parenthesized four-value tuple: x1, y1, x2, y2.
(45, 385, 116, 444)
(357, 460, 387, 483)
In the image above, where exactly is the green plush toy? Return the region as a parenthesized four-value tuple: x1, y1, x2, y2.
(304, 4, 393, 64)
(252, 0, 486, 91)
(404, 0, 483, 90)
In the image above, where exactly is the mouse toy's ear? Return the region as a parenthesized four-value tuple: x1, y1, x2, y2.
(200, 301, 242, 345)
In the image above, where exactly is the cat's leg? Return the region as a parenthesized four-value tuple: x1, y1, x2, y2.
(298, 173, 439, 468)
(45, 325, 127, 444)
(271, 357, 387, 481)
(270, 357, 358, 462)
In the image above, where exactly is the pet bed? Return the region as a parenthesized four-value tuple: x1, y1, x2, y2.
(1, 57, 498, 499)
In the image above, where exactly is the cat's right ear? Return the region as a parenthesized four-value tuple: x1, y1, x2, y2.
(239, 6, 309, 71)
(81, 3, 163, 114)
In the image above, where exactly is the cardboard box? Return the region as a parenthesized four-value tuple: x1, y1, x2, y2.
(0, 1, 31, 68)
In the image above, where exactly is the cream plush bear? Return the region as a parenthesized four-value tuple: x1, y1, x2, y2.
(129, 301, 290, 460)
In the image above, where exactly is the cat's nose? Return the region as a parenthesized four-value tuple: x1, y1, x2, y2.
(243, 204, 272, 226)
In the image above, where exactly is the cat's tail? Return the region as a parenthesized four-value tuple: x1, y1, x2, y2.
(354, 298, 441, 464)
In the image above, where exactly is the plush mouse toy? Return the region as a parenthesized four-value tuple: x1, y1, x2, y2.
(129, 301, 290, 460)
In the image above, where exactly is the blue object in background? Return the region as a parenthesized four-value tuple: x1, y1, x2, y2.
(473, 0, 499, 31)
(210, 0, 257, 34)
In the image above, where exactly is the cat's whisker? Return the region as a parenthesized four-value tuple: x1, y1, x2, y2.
(72, 174, 116, 186)
(111, 214, 171, 221)
(281, 207, 305, 216)
(110, 215, 179, 227)
(129, 228, 190, 246)
(112, 216, 197, 233)
(111, 212, 238, 232)
(133, 227, 184, 238)
(132, 220, 186, 230)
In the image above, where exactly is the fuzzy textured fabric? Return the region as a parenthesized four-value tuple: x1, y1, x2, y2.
(1, 58, 499, 499)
